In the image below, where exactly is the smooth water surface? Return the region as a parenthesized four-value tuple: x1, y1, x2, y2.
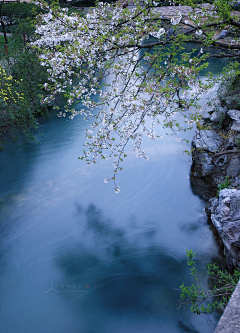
(0, 53, 229, 333)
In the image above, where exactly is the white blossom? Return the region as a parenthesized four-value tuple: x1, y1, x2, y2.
(195, 30, 203, 36)
(156, 28, 165, 38)
(31, 0, 221, 191)
(171, 12, 182, 25)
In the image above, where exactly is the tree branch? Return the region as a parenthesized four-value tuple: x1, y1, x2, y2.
(213, 150, 240, 157)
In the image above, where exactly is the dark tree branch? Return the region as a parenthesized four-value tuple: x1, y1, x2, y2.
(0, 0, 8, 45)
(213, 150, 240, 157)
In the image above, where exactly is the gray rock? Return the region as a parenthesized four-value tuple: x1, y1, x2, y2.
(232, 177, 240, 189)
(198, 152, 215, 176)
(227, 109, 240, 121)
(231, 121, 240, 132)
(199, 103, 213, 119)
(166, 27, 174, 38)
(193, 130, 224, 152)
(227, 156, 240, 177)
(232, 0, 240, 10)
(197, 99, 226, 121)
(201, 103, 214, 111)
(225, 138, 238, 150)
(223, 95, 240, 110)
(215, 30, 229, 40)
(189, 105, 210, 119)
(208, 189, 240, 268)
(215, 155, 228, 167)
(210, 107, 227, 122)
(228, 110, 240, 131)
(214, 280, 240, 333)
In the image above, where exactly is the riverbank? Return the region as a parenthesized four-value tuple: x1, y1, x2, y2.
(190, 90, 240, 269)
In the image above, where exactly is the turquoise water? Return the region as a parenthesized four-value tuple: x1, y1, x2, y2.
(0, 50, 229, 332)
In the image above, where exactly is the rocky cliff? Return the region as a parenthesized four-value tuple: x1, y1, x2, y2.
(191, 98, 240, 268)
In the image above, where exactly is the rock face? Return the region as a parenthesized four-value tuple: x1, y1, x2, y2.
(191, 102, 240, 199)
(228, 109, 240, 132)
(193, 130, 224, 152)
(206, 189, 240, 269)
(191, 97, 240, 268)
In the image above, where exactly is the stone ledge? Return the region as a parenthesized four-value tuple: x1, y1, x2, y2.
(214, 279, 240, 333)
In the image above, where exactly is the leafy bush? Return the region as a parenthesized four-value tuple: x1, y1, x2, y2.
(217, 176, 232, 197)
(179, 250, 240, 315)
(0, 3, 42, 27)
(218, 62, 240, 110)
(0, 18, 49, 147)
(0, 65, 37, 146)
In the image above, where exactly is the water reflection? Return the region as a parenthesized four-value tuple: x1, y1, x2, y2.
(0, 43, 226, 333)
(177, 320, 199, 333)
(47, 203, 218, 333)
(55, 236, 183, 330)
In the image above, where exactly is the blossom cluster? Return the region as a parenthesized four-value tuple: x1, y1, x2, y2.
(31, 0, 237, 191)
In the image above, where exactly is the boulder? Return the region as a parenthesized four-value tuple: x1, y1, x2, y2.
(190, 98, 226, 121)
(227, 156, 240, 178)
(210, 106, 227, 122)
(207, 189, 240, 268)
(227, 109, 240, 121)
(227, 109, 240, 131)
(192, 130, 224, 152)
(222, 95, 240, 110)
(215, 30, 229, 40)
(191, 130, 227, 197)
(166, 27, 174, 38)
(197, 152, 215, 176)
(231, 122, 240, 132)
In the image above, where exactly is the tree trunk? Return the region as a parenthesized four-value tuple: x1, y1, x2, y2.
(1, 20, 8, 45)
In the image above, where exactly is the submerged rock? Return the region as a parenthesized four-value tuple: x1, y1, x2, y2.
(206, 189, 240, 268)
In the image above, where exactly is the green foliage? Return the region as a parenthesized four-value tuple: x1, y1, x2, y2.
(0, 35, 7, 47)
(0, 1, 84, 148)
(179, 250, 240, 315)
(217, 176, 232, 197)
(218, 62, 240, 111)
(0, 3, 42, 27)
(212, 0, 232, 22)
(0, 65, 37, 146)
(0, 14, 49, 148)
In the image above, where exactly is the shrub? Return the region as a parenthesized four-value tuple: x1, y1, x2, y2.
(179, 250, 240, 315)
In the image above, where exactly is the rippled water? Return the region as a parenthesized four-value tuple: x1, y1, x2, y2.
(0, 51, 229, 333)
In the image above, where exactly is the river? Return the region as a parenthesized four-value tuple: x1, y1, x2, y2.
(0, 48, 229, 333)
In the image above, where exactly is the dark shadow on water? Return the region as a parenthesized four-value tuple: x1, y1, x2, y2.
(177, 320, 200, 333)
(51, 202, 222, 333)
(55, 203, 186, 319)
